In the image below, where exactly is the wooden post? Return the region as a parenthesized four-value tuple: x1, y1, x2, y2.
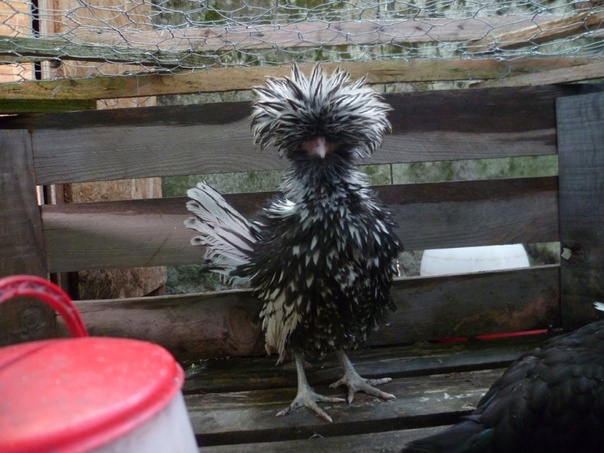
(557, 90, 604, 329)
(0, 130, 56, 344)
(39, 0, 165, 299)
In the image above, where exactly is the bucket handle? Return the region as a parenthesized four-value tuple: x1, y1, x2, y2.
(0, 275, 88, 338)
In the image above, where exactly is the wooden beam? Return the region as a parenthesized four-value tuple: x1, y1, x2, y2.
(557, 91, 604, 329)
(188, 369, 499, 447)
(0, 130, 55, 345)
(64, 265, 559, 361)
(183, 334, 550, 394)
(1, 85, 580, 185)
(473, 60, 604, 88)
(469, 11, 604, 53)
(194, 427, 452, 453)
(0, 15, 578, 65)
(0, 98, 96, 113)
(0, 58, 597, 101)
(41, 177, 559, 272)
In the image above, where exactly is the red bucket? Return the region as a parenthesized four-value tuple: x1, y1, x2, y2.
(0, 276, 198, 453)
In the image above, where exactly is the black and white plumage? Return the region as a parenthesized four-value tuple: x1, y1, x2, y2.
(185, 64, 402, 421)
(402, 318, 604, 453)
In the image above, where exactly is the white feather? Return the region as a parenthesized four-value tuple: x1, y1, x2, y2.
(184, 182, 256, 283)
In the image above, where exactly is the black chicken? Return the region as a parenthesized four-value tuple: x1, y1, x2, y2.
(185, 65, 401, 422)
(402, 318, 604, 452)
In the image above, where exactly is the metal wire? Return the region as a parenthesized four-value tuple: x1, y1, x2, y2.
(0, 0, 602, 82)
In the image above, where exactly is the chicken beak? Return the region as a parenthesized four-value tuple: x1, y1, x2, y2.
(303, 136, 329, 159)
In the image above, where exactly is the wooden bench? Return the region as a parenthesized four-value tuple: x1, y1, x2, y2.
(2, 81, 603, 451)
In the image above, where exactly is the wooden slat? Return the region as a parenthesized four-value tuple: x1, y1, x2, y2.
(1, 85, 584, 185)
(190, 334, 552, 451)
(198, 427, 449, 453)
(468, 11, 604, 53)
(557, 91, 604, 329)
(0, 130, 55, 345)
(42, 177, 559, 272)
(182, 334, 551, 394)
(0, 58, 595, 101)
(63, 265, 559, 361)
(474, 61, 604, 89)
(0, 98, 96, 113)
(1, 15, 586, 65)
(188, 368, 500, 447)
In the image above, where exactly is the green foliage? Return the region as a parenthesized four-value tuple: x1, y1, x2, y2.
(166, 264, 226, 294)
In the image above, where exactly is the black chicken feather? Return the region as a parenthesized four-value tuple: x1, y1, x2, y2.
(402, 320, 604, 453)
(185, 64, 402, 421)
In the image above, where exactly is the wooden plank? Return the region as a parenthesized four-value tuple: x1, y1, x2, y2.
(386, 265, 560, 346)
(187, 368, 501, 447)
(1, 85, 583, 185)
(187, 335, 554, 449)
(63, 265, 559, 361)
(557, 91, 604, 329)
(0, 98, 95, 113)
(198, 427, 449, 453)
(469, 11, 604, 53)
(0, 130, 55, 345)
(42, 177, 559, 272)
(182, 334, 550, 394)
(199, 426, 452, 453)
(473, 61, 604, 89)
(0, 58, 595, 100)
(0, 16, 578, 65)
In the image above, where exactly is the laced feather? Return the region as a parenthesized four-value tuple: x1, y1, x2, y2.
(184, 182, 256, 284)
(185, 65, 400, 362)
(250, 64, 391, 159)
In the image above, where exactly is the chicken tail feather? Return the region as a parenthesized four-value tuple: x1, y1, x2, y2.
(185, 182, 256, 285)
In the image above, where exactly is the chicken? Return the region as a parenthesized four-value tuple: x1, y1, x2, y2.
(402, 318, 604, 452)
(185, 64, 401, 422)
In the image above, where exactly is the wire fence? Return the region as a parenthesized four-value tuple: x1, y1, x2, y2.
(1, 0, 603, 83)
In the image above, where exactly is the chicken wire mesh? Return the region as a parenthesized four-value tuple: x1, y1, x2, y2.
(1, 0, 603, 83)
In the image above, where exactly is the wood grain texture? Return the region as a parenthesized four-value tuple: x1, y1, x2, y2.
(474, 60, 604, 89)
(42, 177, 559, 272)
(63, 265, 559, 361)
(0, 130, 55, 345)
(557, 91, 604, 329)
(2, 15, 582, 65)
(1, 84, 586, 185)
(183, 335, 550, 394)
(0, 98, 95, 113)
(189, 334, 551, 451)
(188, 369, 501, 447)
(61, 11, 602, 56)
(469, 11, 604, 52)
(0, 58, 594, 100)
(198, 427, 449, 453)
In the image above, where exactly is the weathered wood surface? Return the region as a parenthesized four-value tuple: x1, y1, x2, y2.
(557, 91, 604, 329)
(61, 265, 559, 361)
(468, 10, 604, 53)
(42, 177, 559, 272)
(198, 427, 449, 453)
(3, 14, 595, 65)
(190, 369, 499, 447)
(182, 335, 551, 394)
(185, 335, 552, 449)
(0, 58, 596, 101)
(1, 85, 586, 185)
(0, 130, 55, 345)
(474, 60, 604, 89)
(0, 98, 96, 113)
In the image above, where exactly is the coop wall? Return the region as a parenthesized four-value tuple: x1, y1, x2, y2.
(3, 82, 604, 358)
